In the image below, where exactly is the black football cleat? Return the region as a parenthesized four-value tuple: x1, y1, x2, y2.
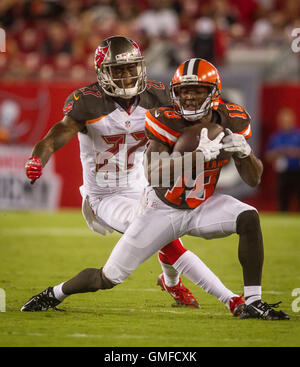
(21, 287, 62, 312)
(239, 300, 290, 320)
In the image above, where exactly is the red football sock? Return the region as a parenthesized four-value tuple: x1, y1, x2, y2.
(159, 238, 187, 265)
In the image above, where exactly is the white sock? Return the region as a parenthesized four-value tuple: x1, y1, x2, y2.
(244, 286, 261, 305)
(173, 251, 237, 306)
(159, 256, 180, 287)
(53, 282, 68, 302)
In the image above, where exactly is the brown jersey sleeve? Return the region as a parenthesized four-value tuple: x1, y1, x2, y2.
(219, 103, 252, 140)
(63, 89, 88, 123)
(145, 108, 181, 147)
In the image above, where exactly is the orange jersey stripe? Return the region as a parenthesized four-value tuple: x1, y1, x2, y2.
(85, 115, 106, 125)
(145, 120, 177, 146)
(145, 110, 181, 139)
(237, 123, 252, 140)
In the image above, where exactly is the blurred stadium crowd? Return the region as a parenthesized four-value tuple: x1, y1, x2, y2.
(0, 0, 299, 81)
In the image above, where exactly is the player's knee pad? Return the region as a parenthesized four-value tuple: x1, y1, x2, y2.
(236, 210, 261, 235)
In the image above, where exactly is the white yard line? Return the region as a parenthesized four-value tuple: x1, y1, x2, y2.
(3, 331, 224, 341)
(0, 227, 121, 237)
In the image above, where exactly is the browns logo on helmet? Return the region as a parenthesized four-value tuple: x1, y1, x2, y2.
(170, 58, 221, 121)
(94, 36, 147, 99)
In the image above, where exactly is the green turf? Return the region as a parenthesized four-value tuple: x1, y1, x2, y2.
(0, 210, 299, 347)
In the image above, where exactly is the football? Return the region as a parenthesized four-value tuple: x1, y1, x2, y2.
(173, 122, 225, 154)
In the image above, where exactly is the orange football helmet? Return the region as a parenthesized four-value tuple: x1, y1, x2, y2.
(170, 58, 221, 121)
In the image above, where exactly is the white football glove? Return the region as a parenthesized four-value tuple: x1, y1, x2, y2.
(196, 128, 224, 162)
(222, 128, 251, 159)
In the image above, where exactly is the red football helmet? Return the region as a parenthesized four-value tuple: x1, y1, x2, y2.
(94, 36, 147, 98)
(170, 58, 221, 121)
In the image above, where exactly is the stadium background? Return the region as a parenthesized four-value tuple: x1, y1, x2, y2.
(0, 0, 300, 212)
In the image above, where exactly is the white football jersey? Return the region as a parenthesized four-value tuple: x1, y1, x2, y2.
(63, 81, 170, 200)
(79, 103, 148, 197)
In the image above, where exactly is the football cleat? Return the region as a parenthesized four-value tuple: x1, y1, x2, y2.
(229, 295, 245, 316)
(239, 300, 290, 320)
(21, 287, 61, 312)
(157, 273, 200, 309)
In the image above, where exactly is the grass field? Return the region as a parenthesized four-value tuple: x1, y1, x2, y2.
(0, 210, 299, 348)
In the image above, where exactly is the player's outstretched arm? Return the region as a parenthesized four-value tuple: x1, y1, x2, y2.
(26, 116, 85, 184)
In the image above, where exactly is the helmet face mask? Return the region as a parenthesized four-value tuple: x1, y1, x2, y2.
(94, 36, 147, 99)
(170, 59, 221, 121)
(100, 61, 146, 98)
(172, 83, 215, 121)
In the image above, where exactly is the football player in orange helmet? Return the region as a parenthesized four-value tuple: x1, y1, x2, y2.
(22, 41, 246, 316)
(87, 58, 288, 320)
(170, 58, 221, 122)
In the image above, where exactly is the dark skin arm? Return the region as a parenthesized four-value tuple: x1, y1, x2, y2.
(31, 116, 85, 167)
(232, 151, 263, 187)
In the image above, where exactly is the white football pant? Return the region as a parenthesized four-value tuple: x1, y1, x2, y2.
(103, 186, 257, 284)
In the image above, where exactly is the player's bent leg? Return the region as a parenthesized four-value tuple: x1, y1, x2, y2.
(87, 194, 139, 234)
(93, 194, 187, 290)
(186, 194, 289, 320)
(158, 238, 244, 314)
(85, 191, 193, 302)
(236, 210, 289, 320)
(103, 205, 176, 284)
(236, 210, 264, 287)
(158, 239, 185, 288)
(20, 268, 115, 312)
(176, 194, 257, 314)
(171, 250, 243, 315)
(62, 267, 115, 294)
